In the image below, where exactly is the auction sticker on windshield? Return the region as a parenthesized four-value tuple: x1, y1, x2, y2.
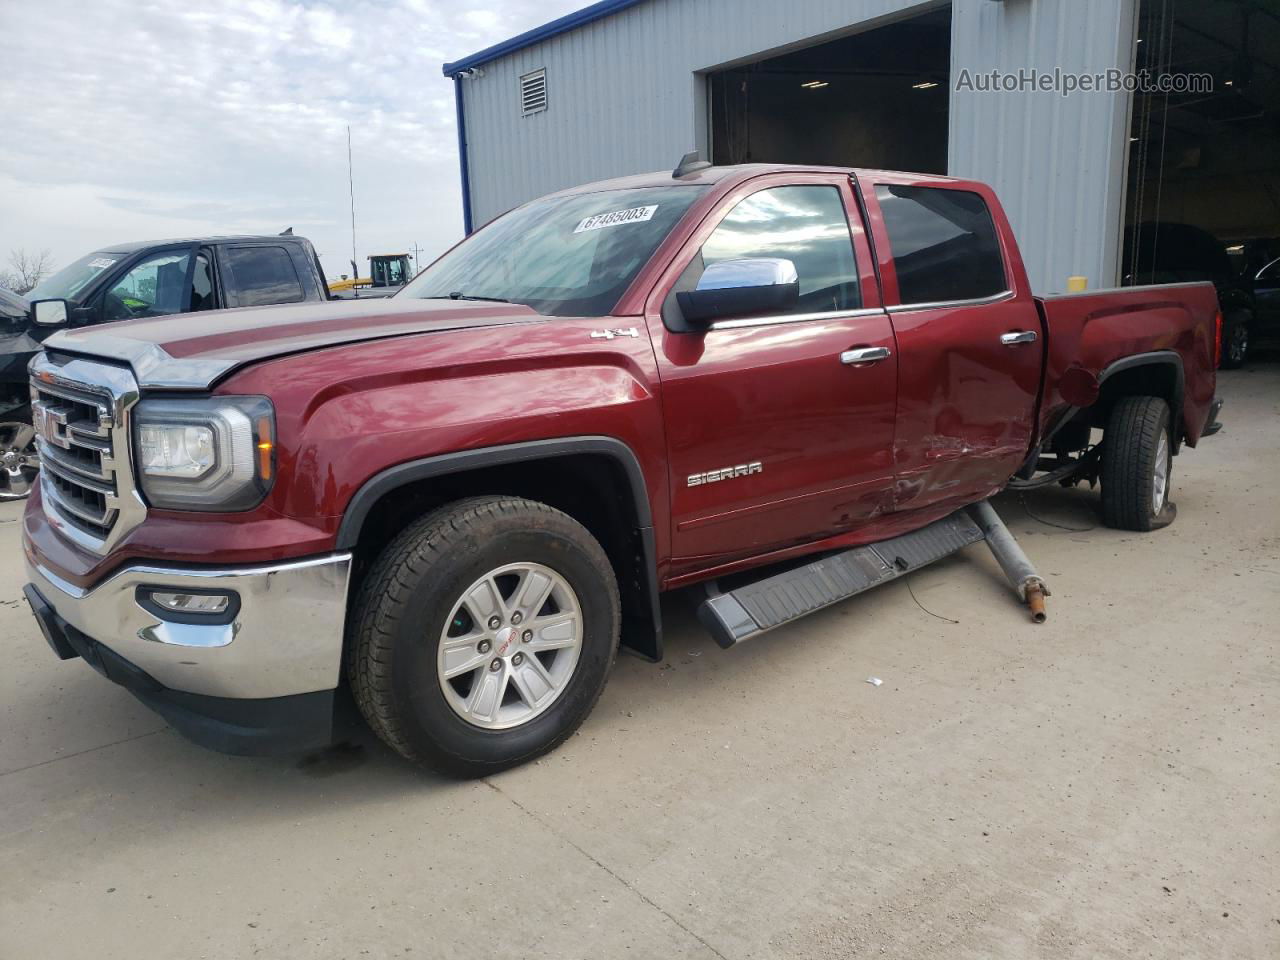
(574, 205, 658, 234)
(87, 258, 117, 269)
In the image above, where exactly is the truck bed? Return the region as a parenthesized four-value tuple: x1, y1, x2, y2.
(1036, 281, 1219, 447)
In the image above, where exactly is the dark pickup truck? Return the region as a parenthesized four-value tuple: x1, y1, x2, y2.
(21, 163, 1222, 776)
(2, 234, 330, 499)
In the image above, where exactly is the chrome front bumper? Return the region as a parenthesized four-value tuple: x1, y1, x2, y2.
(24, 552, 352, 700)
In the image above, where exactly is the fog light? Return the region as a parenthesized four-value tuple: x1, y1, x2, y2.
(137, 587, 239, 624)
(150, 592, 230, 614)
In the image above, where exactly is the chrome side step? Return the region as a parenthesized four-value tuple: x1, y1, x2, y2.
(697, 511, 986, 648)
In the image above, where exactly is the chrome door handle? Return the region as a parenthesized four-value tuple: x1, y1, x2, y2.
(840, 346, 891, 365)
(1000, 331, 1038, 345)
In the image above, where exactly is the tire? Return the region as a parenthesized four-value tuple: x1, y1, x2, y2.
(1219, 313, 1250, 369)
(1100, 396, 1175, 532)
(346, 495, 620, 776)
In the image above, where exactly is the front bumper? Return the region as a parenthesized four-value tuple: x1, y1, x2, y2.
(23, 551, 352, 754)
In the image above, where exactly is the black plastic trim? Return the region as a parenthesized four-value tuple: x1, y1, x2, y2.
(25, 583, 334, 756)
(335, 436, 663, 661)
(1097, 349, 1185, 409)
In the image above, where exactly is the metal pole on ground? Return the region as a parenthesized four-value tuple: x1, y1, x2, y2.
(967, 500, 1050, 623)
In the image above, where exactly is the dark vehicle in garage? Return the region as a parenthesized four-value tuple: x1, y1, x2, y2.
(2, 235, 333, 498)
(20, 163, 1222, 776)
(1249, 255, 1280, 354)
(1124, 221, 1253, 368)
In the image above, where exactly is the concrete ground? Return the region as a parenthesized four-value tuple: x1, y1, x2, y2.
(1, 368, 1277, 960)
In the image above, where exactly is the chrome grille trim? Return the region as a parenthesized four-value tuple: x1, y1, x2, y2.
(29, 353, 146, 556)
(35, 437, 112, 484)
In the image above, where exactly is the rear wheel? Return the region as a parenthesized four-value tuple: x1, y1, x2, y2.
(1219, 312, 1250, 369)
(0, 414, 38, 501)
(347, 496, 619, 776)
(1100, 396, 1175, 531)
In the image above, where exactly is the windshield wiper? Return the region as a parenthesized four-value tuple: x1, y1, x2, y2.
(422, 291, 512, 303)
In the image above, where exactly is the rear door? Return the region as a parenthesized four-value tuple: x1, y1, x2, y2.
(645, 173, 899, 576)
(858, 176, 1042, 511)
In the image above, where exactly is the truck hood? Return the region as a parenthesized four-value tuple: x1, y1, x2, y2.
(41, 297, 547, 390)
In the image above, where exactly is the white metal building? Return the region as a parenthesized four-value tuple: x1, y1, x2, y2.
(443, 0, 1280, 295)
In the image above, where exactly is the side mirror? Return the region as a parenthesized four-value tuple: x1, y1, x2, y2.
(677, 258, 799, 324)
(30, 299, 69, 327)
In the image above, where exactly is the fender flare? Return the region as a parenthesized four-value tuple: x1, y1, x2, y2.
(1097, 350, 1186, 446)
(335, 435, 663, 660)
(1096, 349, 1184, 411)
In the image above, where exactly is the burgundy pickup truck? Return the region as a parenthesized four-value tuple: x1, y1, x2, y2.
(21, 163, 1222, 775)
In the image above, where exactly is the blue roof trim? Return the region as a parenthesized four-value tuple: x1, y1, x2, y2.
(442, 0, 647, 76)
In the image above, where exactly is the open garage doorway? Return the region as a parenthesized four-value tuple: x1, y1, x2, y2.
(708, 7, 951, 172)
(1124, 0, 1280, 364)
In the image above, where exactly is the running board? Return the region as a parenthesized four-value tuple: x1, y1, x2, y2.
(697, 512, 986, 648)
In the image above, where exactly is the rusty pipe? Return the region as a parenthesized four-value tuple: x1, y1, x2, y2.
(1025, 583, 1048, 624)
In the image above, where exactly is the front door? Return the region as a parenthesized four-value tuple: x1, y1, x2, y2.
(645, 173, 899, 577)
(858, 176, 1042, 512)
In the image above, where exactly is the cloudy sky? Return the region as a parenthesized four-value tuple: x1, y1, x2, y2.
(0, 0, 582, 281)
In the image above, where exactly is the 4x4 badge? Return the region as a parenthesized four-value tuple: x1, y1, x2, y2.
(590, 327, 640, 340)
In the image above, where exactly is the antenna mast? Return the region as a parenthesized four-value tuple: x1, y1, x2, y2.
(347, 125, 357, 272)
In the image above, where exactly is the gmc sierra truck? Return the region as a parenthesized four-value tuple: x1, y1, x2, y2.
(21, 163, 1222, 776)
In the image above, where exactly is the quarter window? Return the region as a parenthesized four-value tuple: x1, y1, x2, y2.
(699, 185, 861, 314)
(223, 246, 304, 307)
(875, 185, 1007, 305)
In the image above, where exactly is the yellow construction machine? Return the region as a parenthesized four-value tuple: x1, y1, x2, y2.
(330, 253, 413, 299)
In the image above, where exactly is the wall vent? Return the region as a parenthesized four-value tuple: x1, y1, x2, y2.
(520, 69, 547, 116)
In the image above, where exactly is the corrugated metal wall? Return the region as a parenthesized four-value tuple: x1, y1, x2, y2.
(460, 0, 940, 221)
(458, 0, 1138, 293)
(949, 0, 1139, 292)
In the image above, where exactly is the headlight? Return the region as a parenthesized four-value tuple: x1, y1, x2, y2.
(132, 396, 275, 511)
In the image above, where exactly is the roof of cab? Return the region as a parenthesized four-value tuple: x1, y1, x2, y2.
(91, 235, 311, 255)
(540, 163, 972, 200)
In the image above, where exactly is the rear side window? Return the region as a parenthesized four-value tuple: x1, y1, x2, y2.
(875, 185, 1007, 305)
(223, 246, 304, 307)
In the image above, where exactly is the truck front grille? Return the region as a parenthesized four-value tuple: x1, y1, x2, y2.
(30, 353, 145, 554)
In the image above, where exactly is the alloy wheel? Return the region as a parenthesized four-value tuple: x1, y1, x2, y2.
(1152, 429, 1170, 511)
(437, 562, 583, 730)
(0, 422, 38, 501)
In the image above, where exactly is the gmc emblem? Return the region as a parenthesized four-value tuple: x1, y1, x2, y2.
(33, 403, 71, 450)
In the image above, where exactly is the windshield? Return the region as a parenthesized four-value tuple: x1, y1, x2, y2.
(28, 251, 124, 302)
(401, 186, 707, 316)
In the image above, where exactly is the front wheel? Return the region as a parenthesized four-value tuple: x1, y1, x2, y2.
(1100, 395, 1175, 531)
(347, 496, 620, 776)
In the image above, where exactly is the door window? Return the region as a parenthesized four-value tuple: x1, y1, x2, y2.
(875, 185, 1007, 305)
(372, 257, 407, 287)
(102, 251, 191, 321)
(224, 245, 304, 307)
(190, 252, 215, 312)
(699, 185, 861, 314)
